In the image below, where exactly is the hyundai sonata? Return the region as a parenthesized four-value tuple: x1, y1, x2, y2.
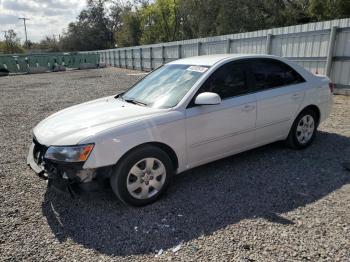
(27, 54, 333, 206)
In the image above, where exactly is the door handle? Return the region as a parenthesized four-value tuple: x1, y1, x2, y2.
(241, 104, 255, 112)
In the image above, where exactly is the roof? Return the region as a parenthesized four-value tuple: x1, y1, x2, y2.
(169, 54, 277, 66)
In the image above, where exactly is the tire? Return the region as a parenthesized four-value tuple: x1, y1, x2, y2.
(285, 109, 318, 149)
(110, 145, 173, 206)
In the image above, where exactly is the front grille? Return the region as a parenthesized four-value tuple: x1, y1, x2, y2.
(33, 138, 48, 165)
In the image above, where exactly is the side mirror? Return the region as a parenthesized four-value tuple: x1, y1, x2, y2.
(195, 92, 221, 105)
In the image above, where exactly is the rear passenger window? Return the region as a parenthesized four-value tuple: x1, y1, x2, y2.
(199, 62, 248, 99)
(250, 59, 305, 91)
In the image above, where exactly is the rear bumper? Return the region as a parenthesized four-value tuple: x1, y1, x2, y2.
(319, 96, 333, 124)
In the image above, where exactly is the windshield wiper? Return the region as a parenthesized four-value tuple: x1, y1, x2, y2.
(116, 94, 148, 107)
(123, 98, 148, 107)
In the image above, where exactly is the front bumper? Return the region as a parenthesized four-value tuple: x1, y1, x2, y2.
(27, 140, 112, 193)
(27, 142, 46, 178)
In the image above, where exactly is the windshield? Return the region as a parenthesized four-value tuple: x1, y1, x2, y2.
(121, 64, 209, 108)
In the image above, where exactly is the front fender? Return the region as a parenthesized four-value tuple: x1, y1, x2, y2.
(81, 111, 187, 173)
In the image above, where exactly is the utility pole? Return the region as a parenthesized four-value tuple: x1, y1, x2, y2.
(18, 17, 30, 47)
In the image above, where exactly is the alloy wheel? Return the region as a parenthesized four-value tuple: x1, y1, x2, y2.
(126, 157, 166, 199)
(296, 114, 315, 144)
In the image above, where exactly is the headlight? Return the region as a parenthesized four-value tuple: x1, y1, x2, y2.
(44, 144, 94, 162)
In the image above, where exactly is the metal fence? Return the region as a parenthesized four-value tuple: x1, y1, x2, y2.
(84, 18, 350, 89)
(0, 53, 99, 73)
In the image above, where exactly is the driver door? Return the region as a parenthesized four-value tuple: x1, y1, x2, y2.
(185, 61, 257, 167)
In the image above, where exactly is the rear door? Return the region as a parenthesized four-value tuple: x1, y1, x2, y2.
(248, 58, 307, 143)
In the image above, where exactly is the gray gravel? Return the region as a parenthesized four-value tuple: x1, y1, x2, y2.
(0, 68, 349, 261)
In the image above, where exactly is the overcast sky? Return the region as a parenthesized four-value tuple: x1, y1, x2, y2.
(0, 0, 86, 42)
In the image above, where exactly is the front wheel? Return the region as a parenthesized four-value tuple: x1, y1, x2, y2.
(110, 145, 173, 206)
(286, 109, 318, 149)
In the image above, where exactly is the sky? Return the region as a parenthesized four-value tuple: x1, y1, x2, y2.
(0, 0, 86, 42)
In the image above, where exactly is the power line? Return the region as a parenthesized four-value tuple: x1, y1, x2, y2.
(18, 17, 30, 46)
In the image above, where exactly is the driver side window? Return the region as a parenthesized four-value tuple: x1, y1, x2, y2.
(199, 62, 248, 100)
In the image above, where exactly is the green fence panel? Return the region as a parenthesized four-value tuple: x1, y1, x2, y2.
(0, 56, 17, 72)
(28, 55, 47, 68)
(21, 57, 28, 71)
(37, 55, 50, 69)
(64, 54, 73, 68)
(0, 52, 101, 73)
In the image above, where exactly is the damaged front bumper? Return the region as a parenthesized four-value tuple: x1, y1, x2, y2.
(27, 140, 112, 194)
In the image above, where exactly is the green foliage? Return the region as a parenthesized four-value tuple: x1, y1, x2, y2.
(178, 0, 221, 38)
(309, 0, 350, 20)
(60, 0, 115, 51)
(140, 0, 181, 43)
(55, 0, 350, 50)
(37, 37, 62, 52)
(0, 41, 6, 54)
(114, 4, 142, 47)
(0, 30, 25, 54)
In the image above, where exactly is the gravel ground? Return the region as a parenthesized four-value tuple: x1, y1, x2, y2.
(0, 68, 349, 261)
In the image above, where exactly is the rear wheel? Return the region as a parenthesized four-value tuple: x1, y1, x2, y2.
(110, 145, 173, 206)
(286, 109, 318, 149)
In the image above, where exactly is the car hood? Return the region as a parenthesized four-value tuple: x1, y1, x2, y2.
(33, 96, 165, 146)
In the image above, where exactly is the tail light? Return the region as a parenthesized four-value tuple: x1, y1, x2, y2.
(329, 82, 334, 93)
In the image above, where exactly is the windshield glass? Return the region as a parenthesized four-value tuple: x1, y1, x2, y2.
(121, 64, 209, 108)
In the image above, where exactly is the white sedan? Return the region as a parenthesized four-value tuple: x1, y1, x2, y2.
(27, 54, 333, 206)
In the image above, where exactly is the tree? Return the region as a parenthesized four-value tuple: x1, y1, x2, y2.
(0, 30, 24, 54)
(57, 0, 350, 50)
(137, 0, 182, 44)
(111, 2, 142, 47)
(0, 41, 6, 54)
(61, 0, 115, 51)
(111, 0, 182, 46)
(309, 0, 350, 20)
(115, 10, 142, 47)
(37, 37, 62, 52)
(177, 0, 220, 38)
(180, 0, 311, 37)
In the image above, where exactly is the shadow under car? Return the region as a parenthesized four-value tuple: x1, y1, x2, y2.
(41, 131, 350, 256)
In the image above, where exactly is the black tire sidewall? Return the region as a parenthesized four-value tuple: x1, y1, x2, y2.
(289, 109, 317, 149)
(110, 145, 173, 206)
